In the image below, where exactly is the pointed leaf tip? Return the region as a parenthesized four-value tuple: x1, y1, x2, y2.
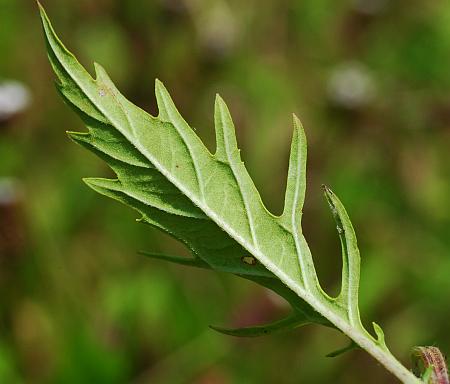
(139, 251, 209, 268)
(154, 79, 166, 102)
(322, 184, 333, 197)
(291, 114, 307, 148)
(38, 4, 51, 36)
(38, 2, 53, 32)
(66, 130, 90, 144)
(154, 78, 165, 92)
(210, 314, 309, 338)
(82, 177, 100, 189)
(215, 93, 224, 104)
(214, 94, 238, 162)
(292, 113, 303, 128)
(326, 341, 359, 358)
(154, 78, 187, 125)
(82, 177, 118, 192)
(373, 322, 388, 350)
(322, 185, 338, 212)
(37, 1, 46, 14)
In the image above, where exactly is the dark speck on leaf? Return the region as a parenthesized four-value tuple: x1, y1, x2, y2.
(241, 256, 257, 265)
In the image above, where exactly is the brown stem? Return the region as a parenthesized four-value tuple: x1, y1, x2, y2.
(412, 346, 449, 384)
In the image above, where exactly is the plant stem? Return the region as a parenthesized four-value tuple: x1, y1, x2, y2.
(292, 286, 421, 383)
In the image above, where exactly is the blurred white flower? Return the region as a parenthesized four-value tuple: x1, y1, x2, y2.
(0, 80, 31, 122)
(183, 0, 238, 56)
(327, 62, 376, 109)
(353, 0, 388, 15)
(0, 178, 22, 206)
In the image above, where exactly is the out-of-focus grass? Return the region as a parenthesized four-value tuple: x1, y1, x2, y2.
(0, 0, 449, 383)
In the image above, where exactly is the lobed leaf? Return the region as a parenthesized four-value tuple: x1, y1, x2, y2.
(39, 4, 422, 382)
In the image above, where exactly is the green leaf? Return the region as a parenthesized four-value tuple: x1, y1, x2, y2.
(38, 4, 421, 382)
(322, 185, 363, 332)
(139, 251, 209, 268)
(210, 313, 310, 338)
(326, 341, 359, 358)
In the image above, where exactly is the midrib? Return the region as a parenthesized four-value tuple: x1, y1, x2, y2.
(54, 52, 420, 383)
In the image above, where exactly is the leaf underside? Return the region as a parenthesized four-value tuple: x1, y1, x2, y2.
(39, 4, 388, 352)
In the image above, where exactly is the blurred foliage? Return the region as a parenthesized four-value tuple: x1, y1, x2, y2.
(0, 0, 449, 383)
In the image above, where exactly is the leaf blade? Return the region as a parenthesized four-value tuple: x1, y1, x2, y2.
(210, 313, 310, 338)
(38, 5, 422, 382)
(323, 185, 362, 330)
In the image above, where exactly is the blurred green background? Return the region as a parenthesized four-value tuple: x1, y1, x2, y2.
(1, 0, 449, 383)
